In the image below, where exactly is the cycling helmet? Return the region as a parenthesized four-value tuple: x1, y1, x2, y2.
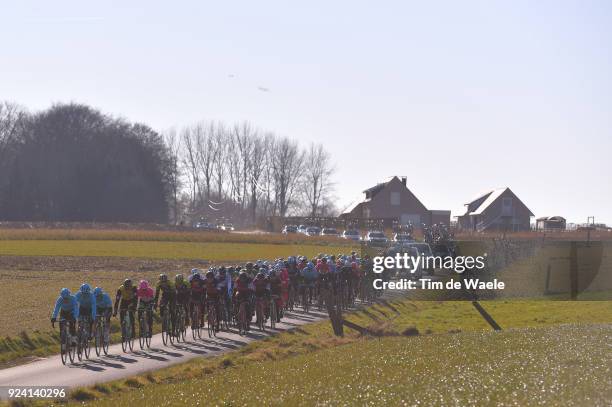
(60, 288, 71, 298)
(245, 262, 254, 269)
(93, 287, 102, 296)
(269, 269, 277, 276)
(139, 280, 150, 290)
(256, 272, 265, 279)
(124, 279, 132, 287)
(239, 271, 248, 280)
(191, 268, 200, 275)
(307, 262, 314, 269)
(321, 257, 328, 263)
(175, 274, 184, 282)
(80, 283, 91, 293)
(159, 273, 168, 282)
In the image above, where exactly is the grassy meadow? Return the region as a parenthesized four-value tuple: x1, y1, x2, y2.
(42, 298, 612, 406)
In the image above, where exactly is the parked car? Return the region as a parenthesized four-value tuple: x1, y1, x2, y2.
(341, 230, 361, 241)
(305, 226, 321, 236)
(393, 233, 414, 243)
(195, 222, 217, 231)
(220, 223, 235, 231)
(297, 225, 307, 234)
(386, 246, 422, 279)
(406, 242, 435, 275)
(282, 225, 298, 234)
(364, 231, 388, 246)
(321, 228, 339, 237)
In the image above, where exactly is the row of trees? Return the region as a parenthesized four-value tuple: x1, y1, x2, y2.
(0, 101, 336, 224)
(167, 121, 336, 225)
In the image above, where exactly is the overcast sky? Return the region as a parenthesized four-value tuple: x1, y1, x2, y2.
(2, 0, 610, 224)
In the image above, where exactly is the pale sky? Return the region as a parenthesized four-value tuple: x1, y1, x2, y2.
(2, 1, 611, 224)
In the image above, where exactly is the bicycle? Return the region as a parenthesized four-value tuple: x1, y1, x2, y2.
(238, 298, 249, 335)
(161, 305, 174, 346)
(270, 294, 279, 330)
(207, 299, 218, 338)
(94, 314, 110, 356)
(218, 295, 230, 332)
(139, 303, 153, 349)
(175, 304, 187, 342)
(76, 315, 91, 361)
(121, 310, 135, 352)
(301, 285, 311, 313)
(255, 296, 266, 331)
(58, 318, 76, 365)
(191, 302, 202, 340)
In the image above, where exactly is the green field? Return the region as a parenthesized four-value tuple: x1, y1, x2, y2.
(31, 298, 608, 406)
(0, 240, 355, 261)
(82, 324, 611, 406)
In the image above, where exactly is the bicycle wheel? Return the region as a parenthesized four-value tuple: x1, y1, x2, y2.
(68, 330, 76, 363)
(239, 302, 247, 335)
(303, 290, 309, 313)
(162, 309, 169, 346)
(139, 314, 146, 350)
(94, 319, 102, 356)
(102, 320, 110, 355)
(60, 323, 68, 365)
(270, 300, 277, 330)
(207, 307, 215, 338)
(121, 318, 128, 352)
(76, 321, 84, 361)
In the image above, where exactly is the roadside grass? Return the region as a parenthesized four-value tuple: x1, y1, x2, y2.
(0, 240, 355, 261)
(73, 324, 611, 407)
(0, 228, 353, 246)
(6, 298, 608, 406)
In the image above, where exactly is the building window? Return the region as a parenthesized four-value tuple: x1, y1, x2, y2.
(391, 192, 400, 206)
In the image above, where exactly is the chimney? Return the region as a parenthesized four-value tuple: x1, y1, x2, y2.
(401, 176, 407, 186)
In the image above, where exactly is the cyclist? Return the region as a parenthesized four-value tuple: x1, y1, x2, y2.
(175, 274, 191, 326)
(233, 271, 253, 330)
(154, 274, 176, 331)
(137, 280, 155, 337)
(75, 283, 97, 338)
(114, 279, 137, 338)
(204, 270, 221, 331)
(300, 262, 318, 305)
(51, 288, 78, 345)
(268, 269, 283, 322)
(188, 269, 205, 328)
(93, 287, 112, 337)
(253, 271, 270, 322)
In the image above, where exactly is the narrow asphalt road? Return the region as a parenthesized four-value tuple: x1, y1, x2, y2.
(0, 308, 328, 395)
(0, 284, 421, 400)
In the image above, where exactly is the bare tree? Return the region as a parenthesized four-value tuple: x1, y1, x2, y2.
(195, 122, 215, 202)
(164, 128, 182, 224)
(302, 143, 335, 217)
(271, 137, 304, 217)
(181, 127, 200, 207)
(212, 123, 228, 200)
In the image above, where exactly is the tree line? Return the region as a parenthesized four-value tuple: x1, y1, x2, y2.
(0, 101, 335, 225)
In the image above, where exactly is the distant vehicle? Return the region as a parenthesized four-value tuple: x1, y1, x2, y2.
(297, 225, 307, 234)
(282, 225, 298, 234)
(341, 230, 361, 241)
(393, 233, 414, 243)
(305, 226, 321, 236)
(386, 246, 422, 279)
(195, 222, 217, 231)
(321, 228, 339, 237)
(405, 242, 434, 275)
(220, 223, 235, 231)
(364, 231, 388, 246)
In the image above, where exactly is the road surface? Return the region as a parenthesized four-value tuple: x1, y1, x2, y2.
(0, 285, 420, 399)
(0, 308, 328, 396)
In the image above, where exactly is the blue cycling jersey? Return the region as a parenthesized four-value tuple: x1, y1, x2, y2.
(75, 291, 97, 319)
(301, 268, 318, 284)
(51, 295, 79, 320)
(95, 292, 113, 309)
